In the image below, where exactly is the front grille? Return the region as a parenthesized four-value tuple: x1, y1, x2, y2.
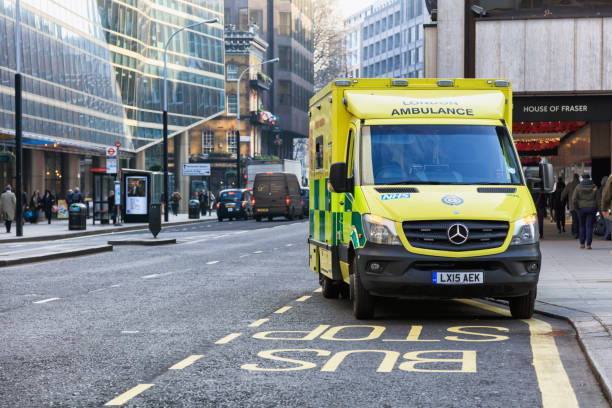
(375, 187, 419, 193)
(402, 220, 509, 251)
(477, 187, 517, 193)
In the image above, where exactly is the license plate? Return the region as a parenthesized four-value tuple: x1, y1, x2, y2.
(258, 208, 269, 212)
(432, 272, 483, 285)
(227, 208, 233, 212)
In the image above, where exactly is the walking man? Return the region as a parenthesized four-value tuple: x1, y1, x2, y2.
(601, 174, 612, 241)
(0, 185, 16, 233)
(572, 173, 598, 249)
(561, 173, 580, 238)
(199, 189, 208, 216)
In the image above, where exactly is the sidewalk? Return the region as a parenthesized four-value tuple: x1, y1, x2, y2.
(0, 212, 217, 244)
(535, 221, 612, 402)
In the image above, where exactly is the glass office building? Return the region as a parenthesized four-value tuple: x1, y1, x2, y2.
(0, 0, 224, 196)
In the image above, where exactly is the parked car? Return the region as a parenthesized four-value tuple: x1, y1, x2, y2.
(216, 189, 253, 221)
(252, 172, 304, 221)
(300, 188, 309, 217)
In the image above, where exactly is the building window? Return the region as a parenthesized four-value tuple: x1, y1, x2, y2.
(279, 12, 291, 36)
(239, 8, 248, 30)
(227, 93, 237, 115)
(418, 47, 423, 63)
(227, 64, 238, 81)
(395, 33, 400, 47)
(227, 130, 237, 154)
(381, 38, 386, 53)
(394, 55, 400, 70)
(381, 18, 386, 31)
(279, 80, 291, 105)
(363, 46, 367, 60)
(279, 46, 291, 70)
(362, 26, 367, 40)
(395, 11, 400, 25)
(249, 9, 263, 30)
(202, 129, 214, 154)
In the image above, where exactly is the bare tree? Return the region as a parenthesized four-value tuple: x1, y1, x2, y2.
(313, 0, 347, 92)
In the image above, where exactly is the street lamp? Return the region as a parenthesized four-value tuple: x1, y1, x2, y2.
(236, 58, 279, 188)
(14, 0, 23, 236)
(162, 17, 218, 222)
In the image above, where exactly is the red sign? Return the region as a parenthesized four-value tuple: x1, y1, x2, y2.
(115, 141, 122, 148)
(106, 147, 117, 157)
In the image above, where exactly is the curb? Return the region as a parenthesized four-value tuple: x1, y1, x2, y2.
(108, 238, 176, 246)
(490, 298, 612, 405)
(0, 245, 113, 267)
(0, 218, 215, 244)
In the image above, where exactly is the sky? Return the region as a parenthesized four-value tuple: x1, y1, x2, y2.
(336, 0, 375, 18)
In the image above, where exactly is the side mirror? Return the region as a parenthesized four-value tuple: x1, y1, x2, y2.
(329, 162, 353, 193)
(525, 163, 554, 193)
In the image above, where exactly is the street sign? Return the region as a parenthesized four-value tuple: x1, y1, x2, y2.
(106, 157, 117, 174)
(115, 141, 122, 148)
(106, 147, 117, 158)
(182, 163, 211, 176)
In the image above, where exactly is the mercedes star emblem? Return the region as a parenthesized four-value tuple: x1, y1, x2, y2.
(447, 223, 469, 245)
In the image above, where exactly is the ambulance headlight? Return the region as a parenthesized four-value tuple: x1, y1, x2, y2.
(363, 214, 401, 245)
(510, 214, 538, 246)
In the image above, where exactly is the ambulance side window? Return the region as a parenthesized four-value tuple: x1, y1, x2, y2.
(315, 136, 324, 169)
(346, 130, 354, 178)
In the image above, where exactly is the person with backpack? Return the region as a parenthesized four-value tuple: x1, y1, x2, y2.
(170, 190, 182, 216)
(71, 187, 82, 203)
(552, 176, 566, 233)
(572, 173, 598, 249)
(29, 190, 42, 224)
(199, 189, 208, 216)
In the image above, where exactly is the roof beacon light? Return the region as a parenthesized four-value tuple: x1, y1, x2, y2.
(391, 79, 408, 87)
(335, 79, 351, 87)
(494, 80, 510, 87)
(437, 79, 454, 87)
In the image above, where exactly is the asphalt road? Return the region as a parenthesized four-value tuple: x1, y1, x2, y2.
(0, 219, 608, 407)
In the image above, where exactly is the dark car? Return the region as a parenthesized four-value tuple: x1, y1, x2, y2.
(253, 172, 304, 221)
(216, 189, 253, 221)
(300, 188, 309, 217)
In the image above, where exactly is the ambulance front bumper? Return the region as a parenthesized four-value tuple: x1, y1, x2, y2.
(355, 243, 540, 299)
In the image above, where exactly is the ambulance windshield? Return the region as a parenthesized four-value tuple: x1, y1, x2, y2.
(361, 124, 522, 186)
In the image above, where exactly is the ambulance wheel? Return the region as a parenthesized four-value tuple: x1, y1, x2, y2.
(509, 289, 536, 319)
(321, 275, 339, 299)
(255, 216, 261, 222)
(351, 256, 375, 319)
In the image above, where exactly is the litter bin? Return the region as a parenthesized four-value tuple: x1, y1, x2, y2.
(188, 199, 200, 219)
(69, 203, 87, 230)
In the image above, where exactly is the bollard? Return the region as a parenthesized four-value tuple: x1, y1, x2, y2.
(149, 203, 162, 238)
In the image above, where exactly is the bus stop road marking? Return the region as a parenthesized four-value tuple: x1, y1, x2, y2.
(104, 384, 154, 406)
(458, 299, 579, 408)
(168, 355, 204, 370)
(249, 319, 270, 327)
(215, 333, 242, 344)
(274, 306, 292, 314)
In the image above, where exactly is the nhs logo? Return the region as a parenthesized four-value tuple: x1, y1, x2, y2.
(381, 193, 411, 201)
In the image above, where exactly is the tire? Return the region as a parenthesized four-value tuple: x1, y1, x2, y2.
(217, 217, 223, 222)
(350, 255, 375, 319)
(255, 216, 261, 222)
(321, 275, 339, 299)
(268, 216, 273, 222)
(339, 282, 350, 299)
(286, 208, 295, 221)
(509, 289, 536, 319)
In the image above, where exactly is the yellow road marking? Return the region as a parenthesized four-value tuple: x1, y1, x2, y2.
(104, 384, 154, 406)
(168, 355, 203, 370)
(313, 288, 322, 293)
(458, 299, 579, 408)
(215, 333, 242, 344)
(296, 295, 311, 302)
(274, 306, 292, 314)
(249, 318, 270, 327)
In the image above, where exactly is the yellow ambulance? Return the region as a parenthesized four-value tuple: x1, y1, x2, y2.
(307, 78, 553, 319)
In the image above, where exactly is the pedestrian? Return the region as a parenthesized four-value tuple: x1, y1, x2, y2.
(71, 187, 82, 203)
(108, 190, 116, 225)
(533, 191, 547, 239)
(29, 189, 42, 224)
(201, 190, 210, 216)
(66, 189, 73, 205)
(41, 189, 55, 224)
(208, 190, 215, 215)
(0, 185, 16, 233)
(599, 175, 611, 241)
(572, 173, 598, 249)
(552, 176, 566, 233)
(170, 190, 182, 216)
(561, 173, 580, 238)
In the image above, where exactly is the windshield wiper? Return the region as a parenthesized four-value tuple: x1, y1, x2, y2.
(387, 181, 442, 185)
